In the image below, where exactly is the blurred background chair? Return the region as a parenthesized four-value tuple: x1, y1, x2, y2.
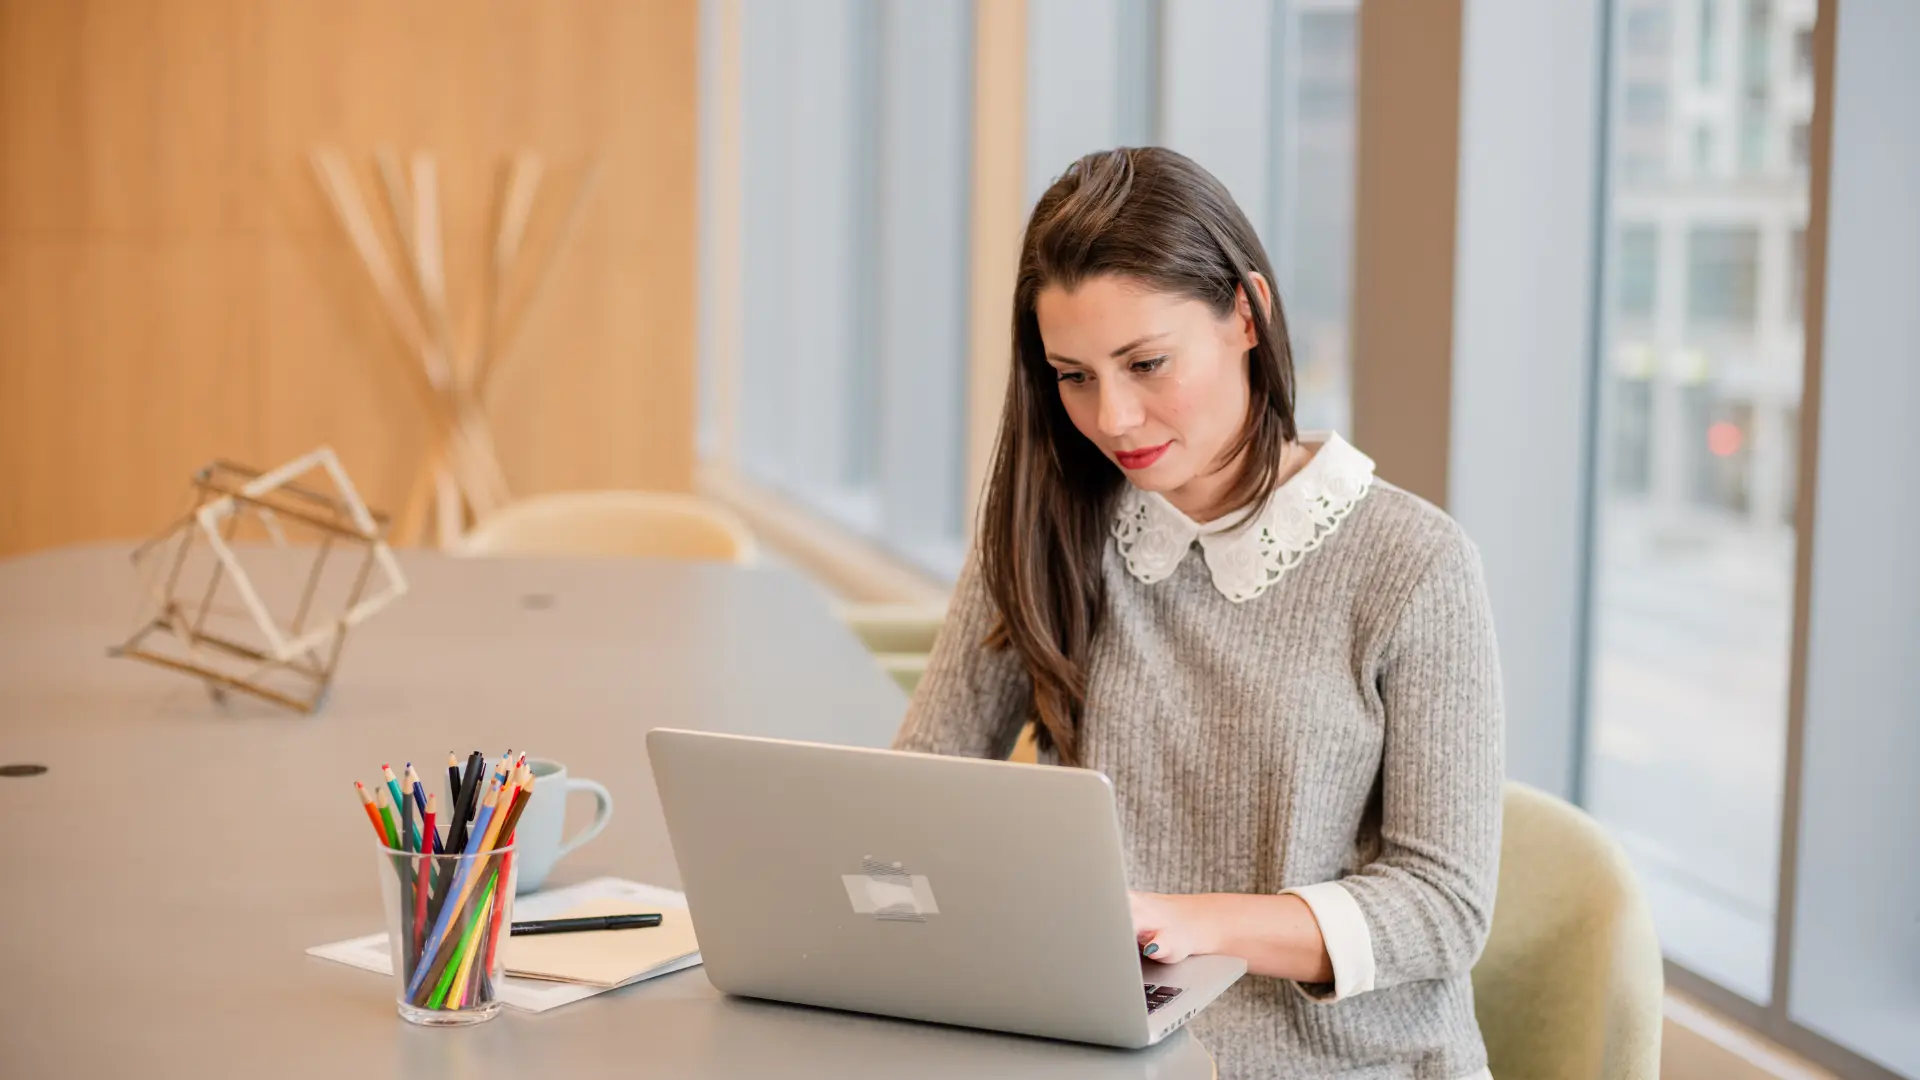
(837, 601, 1040, 762)
(838, 601, 945, 696)
(457, 491, 758, 564)
(1474, 781, 1664, 1080)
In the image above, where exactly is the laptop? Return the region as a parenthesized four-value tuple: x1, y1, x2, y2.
(645, 728, 1246, 1048)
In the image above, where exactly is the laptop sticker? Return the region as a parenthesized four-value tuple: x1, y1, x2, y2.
(843, 857, 940, 921)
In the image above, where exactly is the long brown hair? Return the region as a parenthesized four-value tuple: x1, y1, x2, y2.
(979, 147, 1298, 766)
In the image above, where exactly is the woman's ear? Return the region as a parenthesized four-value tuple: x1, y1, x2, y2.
(1234, 272, 1274, 349)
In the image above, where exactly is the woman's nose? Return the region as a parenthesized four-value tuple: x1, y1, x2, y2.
(1095, 380, 1144, 438)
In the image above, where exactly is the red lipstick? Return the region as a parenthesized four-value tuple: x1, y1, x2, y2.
(1115, 442, 1171, 470)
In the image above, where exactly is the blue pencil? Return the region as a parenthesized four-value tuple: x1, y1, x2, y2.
(406, 791, 500, 1000)
(405, 765, 439, 853)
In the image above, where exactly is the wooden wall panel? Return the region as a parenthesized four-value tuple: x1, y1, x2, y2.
(0, 0, 699, 556)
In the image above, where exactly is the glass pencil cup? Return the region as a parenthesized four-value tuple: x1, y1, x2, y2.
(376, 841, 518, 1026)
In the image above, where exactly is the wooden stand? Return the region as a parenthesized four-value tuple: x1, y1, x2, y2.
(309, 147, 601, 548)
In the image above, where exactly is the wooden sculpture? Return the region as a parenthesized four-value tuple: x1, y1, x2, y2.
(309, 146, 600, 548)
(110, 448, 408, 714)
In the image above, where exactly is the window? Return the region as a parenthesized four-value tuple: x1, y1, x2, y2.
(1787, 225, 1806, 323)
(1274, 5, 1359, 435)
(1050, 0, 1359, 436)
(1622, 151, 1666, 185)
(712, 0, 1363, 585)
(1686, 225, 1761, 327)
(1790, 121, 1810, 170)
(1695, 395, 1756, 514)
(1779, 406, 1798, 528)
(1742, 0, 1772, 98)
(1623, 82, 1668, 124)
(1586, 0, 1812, 1007)
(1625, 5, 1669, 53)
(1792, 27, 1814, 78)
(725, 0, 973, 578)
(1693, 126, 1714, 173)
(1616, 225, 1659, 319)
(1610, 376, 1655, 494)
(1697, 0, 1718, 85)
(1739, 113, 1767, 174)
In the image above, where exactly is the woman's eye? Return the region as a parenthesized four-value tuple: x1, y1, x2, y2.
(1131, 356, 1169, 375)
(1055, 370, 1088, 385)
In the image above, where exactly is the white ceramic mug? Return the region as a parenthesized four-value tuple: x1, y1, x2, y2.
(510, 758, 613, 894)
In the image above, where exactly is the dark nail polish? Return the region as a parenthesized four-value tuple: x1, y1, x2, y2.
(1144, 943, 1159, 956)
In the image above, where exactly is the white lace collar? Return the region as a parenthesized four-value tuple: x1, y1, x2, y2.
(1111, 432, 1376, 603)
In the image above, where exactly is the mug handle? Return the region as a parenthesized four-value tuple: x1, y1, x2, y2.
(555, 778, 614, 860)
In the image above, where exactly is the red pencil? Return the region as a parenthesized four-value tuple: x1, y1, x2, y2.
(415, 793, 436, 961)
(354, 781, 385, 843)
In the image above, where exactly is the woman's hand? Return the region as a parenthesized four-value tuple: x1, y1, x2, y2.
(1129, 890, 1214, 965)
(1127, 890, 1335, 983)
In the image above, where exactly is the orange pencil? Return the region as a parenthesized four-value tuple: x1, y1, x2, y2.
(447, 780, 517, 1002)
(354, 781, 386, 843)
(481, 771, 536, 979)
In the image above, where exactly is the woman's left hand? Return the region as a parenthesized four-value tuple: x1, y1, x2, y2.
(1129, 891, 1212, 965)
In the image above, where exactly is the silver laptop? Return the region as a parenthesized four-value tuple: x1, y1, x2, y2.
(645, 728, 1246, 1048)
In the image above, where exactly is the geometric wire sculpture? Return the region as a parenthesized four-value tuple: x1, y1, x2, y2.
(109, 447, 407, 714)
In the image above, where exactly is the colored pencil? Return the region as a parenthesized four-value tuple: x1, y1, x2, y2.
(482, 753, 512, 813)
(399, 779, 416, 854)
(405, 765, 439, 853)
(406, 763, 427, 814)
(447, 874, 494, 1006)
(481, 771, 536, 978)
(441, 783, 502, 924)
(381, 763, 408, 829)
(498, 770, 535, 840)
(375, 787, 400, 849)
(354, 781, 385, 843)
(410, 836, 498, 1002)
(432, 873, 497, 1009)
(415, 794, 436, 962)
(405, 760, 439, 853)
(358, 750, 529, 1011)
(470, 780, 512, 863)
(407, 789, 500, 1000)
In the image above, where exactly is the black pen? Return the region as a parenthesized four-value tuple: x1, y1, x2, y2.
(449, 751, 483, 852)
(510, 913, 664, 936)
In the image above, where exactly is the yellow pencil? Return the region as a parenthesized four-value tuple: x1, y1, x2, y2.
(417, 789, 499, 957)
(447, 906, 482, 1005)
(438, 782, 517, 1006)
(454, 770, 524, 1000)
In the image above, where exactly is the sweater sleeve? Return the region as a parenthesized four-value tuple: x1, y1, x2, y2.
(890, 548, 1032, 761)
(1303, 527, 1506, 999)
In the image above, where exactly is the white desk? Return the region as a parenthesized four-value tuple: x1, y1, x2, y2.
(0, 544, 1214, 1079)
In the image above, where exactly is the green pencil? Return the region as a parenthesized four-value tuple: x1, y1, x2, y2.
(428, 875, 496, 1009)
(376, 788, 401, 849)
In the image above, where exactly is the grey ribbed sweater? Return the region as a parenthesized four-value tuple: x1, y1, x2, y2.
(893, 475, 1505, 1080)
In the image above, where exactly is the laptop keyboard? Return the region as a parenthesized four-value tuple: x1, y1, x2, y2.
(1144, 984, 1185, 1014)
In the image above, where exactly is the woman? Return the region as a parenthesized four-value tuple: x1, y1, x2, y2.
(894, 147, 1504, 1080)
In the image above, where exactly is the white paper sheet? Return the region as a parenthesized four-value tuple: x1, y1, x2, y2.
(306, 877, 703, 1013)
